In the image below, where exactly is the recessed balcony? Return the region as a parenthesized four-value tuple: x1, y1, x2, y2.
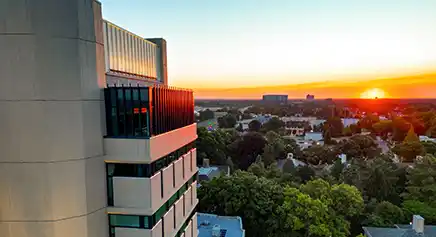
(103, 85, 197, 163)
(104, 86, 194, 138)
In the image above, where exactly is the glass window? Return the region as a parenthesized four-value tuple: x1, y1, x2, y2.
(179, 184, 187, 195)
(113, 163, 137, 177)
(107, 164, 115, 177)
(117, 89, 126, 136)
(168, 192, 179, 207)
(107, 176, 114, 206)
(154, 205, 167, 223)
(142, 216, 150, 229)
(109, 215, 140, 228)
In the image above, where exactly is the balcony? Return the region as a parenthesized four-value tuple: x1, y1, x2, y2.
(104, 85, 194, 138)
(106, 148, 198, 214)
(103, 85, 197, 162)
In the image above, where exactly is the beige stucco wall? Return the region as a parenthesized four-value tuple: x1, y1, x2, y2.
(0, 1, 107, 237)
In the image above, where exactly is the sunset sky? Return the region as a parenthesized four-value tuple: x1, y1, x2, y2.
(101, 0, 436, 99)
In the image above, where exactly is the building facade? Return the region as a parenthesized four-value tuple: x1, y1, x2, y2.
(262, 94, 288, 103)
(0, 1, 197, 237)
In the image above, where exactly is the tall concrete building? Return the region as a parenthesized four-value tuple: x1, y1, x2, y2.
(0, 1, 198, 237)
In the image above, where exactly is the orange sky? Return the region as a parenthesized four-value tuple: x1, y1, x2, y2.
(193, 73, 436, 99)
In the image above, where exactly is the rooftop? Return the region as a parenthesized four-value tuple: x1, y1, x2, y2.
(198, 166, 230, 185)
(197, 213, 245, 237)
(363, 225, 436, 237)
(199, 167, 219, 177)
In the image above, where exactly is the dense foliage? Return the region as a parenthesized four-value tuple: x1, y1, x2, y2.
(195, 102, 436, 236)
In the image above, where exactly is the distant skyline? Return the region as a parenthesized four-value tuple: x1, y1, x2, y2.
(101, 0, 436, 98)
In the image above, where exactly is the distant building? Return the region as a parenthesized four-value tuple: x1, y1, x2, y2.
(305, 132, 323, 142)
(198, 166, 230, 182)
(286, 127, 305, 137)
(262, 94, 288, 103)
(198, 213, 245, 237)
(342, 118, 360, 127)
(306, 94, 315, 100)
(363, 215, 436, 237)
(420, 136, 436, 143)
(236, 115, 272, 131)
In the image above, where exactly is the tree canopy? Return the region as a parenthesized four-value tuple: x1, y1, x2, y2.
(248, 119, 262, 132)
(262, 117, 285, 133)
(393, 127, 424, 162)
(217, 114, 237, 128)
(228, 132, 267, 170)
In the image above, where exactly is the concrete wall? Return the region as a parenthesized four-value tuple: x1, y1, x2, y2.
(147, 38, 168, 85)
(109, 149, 197, 215)
(0, 1, 107, 237)
(104, 123, 197, 163)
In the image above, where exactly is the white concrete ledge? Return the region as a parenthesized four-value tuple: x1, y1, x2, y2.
(104, 123, 197, 163)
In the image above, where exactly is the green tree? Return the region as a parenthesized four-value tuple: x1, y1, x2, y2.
(302, 145, 339, 165)
(330, 159, 345, 181)
(300, 179, 364, 219)
(228, 132, 267, 170)
(405, 126, 420, 143)
(295, 165, 316, 183)
(275, 179, 364, 237)
(364, 201, 405, 227)
(282, 159, 296, 174)
(196, 127, 227, 165)
(422, 141, 436, 155)
(343, 126, 353, 136)
(197, 171, 284, 237)
(274, 187, 343, 237)
(359, 115, 380, 132)
(338, 135, 381, 160)
(248, 119, 262, 132)
(325, 117, 344, 137)
(392, 116, 411, 141)
(350, 123, 362, 135)
(262, 117, 285, 133)
(402, 154, 436, 206)
(342, 156, 406, 205)
(402, 200, 436, 224)
(217, 114, 237, 128)
(323, 126, 333, 144)
(262, 131, 286, 166)
(393, 127, 424, 162)
(426, 125, 436, 138)
(198, 109, 215, 121)
(283, 137, 302, 159)
(372, 120, 393, 138)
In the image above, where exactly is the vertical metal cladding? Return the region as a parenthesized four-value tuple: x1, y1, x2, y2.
(104, 20, 158, 80)
(104, 86, 195, 138)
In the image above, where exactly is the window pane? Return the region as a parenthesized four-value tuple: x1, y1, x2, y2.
(154, 205, 167, 223)
(168, 192, 178, 206)
(113, 164, 136, 177)
(110, 215, 140, 228)
(107, 164, 115, 176)
(143, 216, 150, 229)
(117, 89, 125, 135)
(107, 177, 114, 206)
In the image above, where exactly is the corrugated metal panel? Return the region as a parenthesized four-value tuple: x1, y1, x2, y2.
(103, 20, 158, 80)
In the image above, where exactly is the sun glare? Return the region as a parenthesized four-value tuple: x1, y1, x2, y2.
(360, 88, 386, 99)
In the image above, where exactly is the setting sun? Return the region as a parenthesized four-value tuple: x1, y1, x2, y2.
(360, 88, 386, 99)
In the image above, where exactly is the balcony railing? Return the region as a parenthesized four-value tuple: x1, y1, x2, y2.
(104, 85, 194, 138)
